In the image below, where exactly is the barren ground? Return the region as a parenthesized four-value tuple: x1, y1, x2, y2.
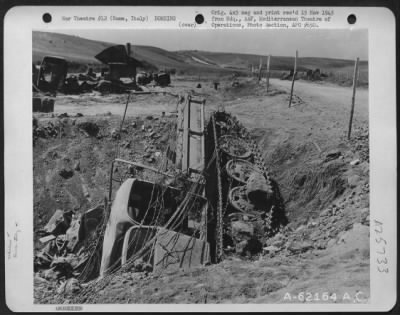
(34, 76, 370, 304)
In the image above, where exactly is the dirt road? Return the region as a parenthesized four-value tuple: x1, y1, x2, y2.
(271, 78, 368, 121)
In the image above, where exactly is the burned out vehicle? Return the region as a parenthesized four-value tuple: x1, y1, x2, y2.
(99, 95, 287, 277)
(136, 72, 153, 85)
(32, 56, 68, 112)
(153, 71, 171, 87)
(33, 94, 287, 285)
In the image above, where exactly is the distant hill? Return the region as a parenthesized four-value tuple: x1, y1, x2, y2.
(33, 31, 368, 76)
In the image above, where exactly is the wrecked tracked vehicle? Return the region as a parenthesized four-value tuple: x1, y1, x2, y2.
(32, 56, 68, 112)
(99, 95, 287, 277)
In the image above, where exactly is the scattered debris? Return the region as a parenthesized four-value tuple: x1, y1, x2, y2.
(43, 210, 73, 235)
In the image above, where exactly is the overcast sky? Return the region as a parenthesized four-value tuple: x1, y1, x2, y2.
(56, 29, 368, 60)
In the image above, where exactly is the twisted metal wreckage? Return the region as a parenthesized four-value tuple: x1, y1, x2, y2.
(35, 93, 288, 293)
(97, 94, 288, 279)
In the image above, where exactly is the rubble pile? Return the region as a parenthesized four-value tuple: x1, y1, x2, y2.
(61, 75, 142, 95)
(33, 113, 178, 295)
(34, 205, 105, 295)
(32, 113, 87, 141)
(33, 119, 65, 140)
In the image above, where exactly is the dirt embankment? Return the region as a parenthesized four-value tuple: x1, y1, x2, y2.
(34, 76, 370, 304)
(33, 112, 177, 248)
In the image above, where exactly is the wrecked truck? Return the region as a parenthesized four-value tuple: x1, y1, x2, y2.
(34, 94, 287, 285)
(33, 56, 68, 113)
(99, 95, 287, 277)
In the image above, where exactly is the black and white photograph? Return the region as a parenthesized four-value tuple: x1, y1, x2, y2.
(31, 27, 371, 304)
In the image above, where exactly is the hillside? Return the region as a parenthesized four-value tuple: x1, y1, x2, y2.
(33, 31, 367, 78)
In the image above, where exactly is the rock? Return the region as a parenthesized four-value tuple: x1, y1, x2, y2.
(74, 160, 80, 171)
(59, 167, 74, 179)
(314, 240, 327, 250)
(327, 238, 337, 248)
(287, 240, 314, 254)
(58, 278, 81, 294)
(42, 268, 60, 281)
(307, 221, 318, 228)
(350, 159, 360, 166)
(43, 209, 73, 236)
(320, 208, 331, 217)
(347, 174, 361, 187)
(271, 237, 286, 248)
(310, 230, 321, 241)
(154, 151, 162, 158)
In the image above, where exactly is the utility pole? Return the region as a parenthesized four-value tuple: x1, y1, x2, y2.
(288, 50, 298, 108)
(266, 55, 271, 92)
(347, 57, 360, 140)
